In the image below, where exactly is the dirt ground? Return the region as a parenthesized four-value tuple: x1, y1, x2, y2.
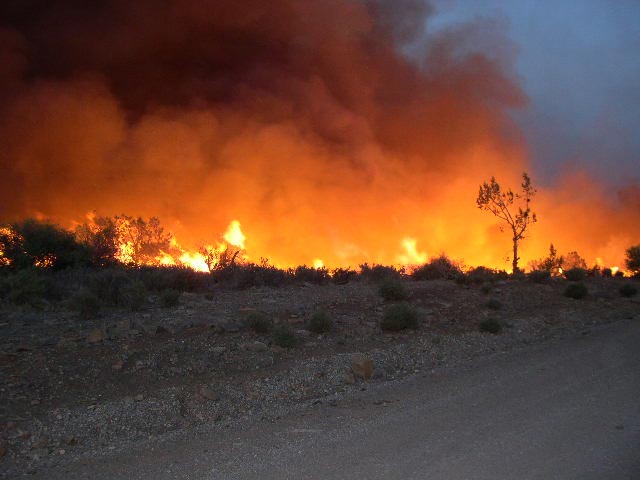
(0, 276, 638, 477)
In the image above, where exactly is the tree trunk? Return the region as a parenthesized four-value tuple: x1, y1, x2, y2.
(512, 235, 519, 274)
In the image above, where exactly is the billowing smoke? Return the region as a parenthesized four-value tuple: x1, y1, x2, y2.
(0, 0, 637, 268)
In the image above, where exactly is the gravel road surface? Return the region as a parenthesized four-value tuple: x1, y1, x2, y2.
(38, 319, 640, 479)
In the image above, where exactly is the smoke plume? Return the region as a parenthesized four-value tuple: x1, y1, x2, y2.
(0, 0, 637, 268)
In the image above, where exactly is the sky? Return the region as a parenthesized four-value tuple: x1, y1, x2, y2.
(430, 0, 640, 187)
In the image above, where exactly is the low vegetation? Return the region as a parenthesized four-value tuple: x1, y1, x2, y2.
(247, 311, 273, 333)
(564, 282, 588, 299)
(272, 327, 297, 348)
(380, 303, 419, 331)
(479, 318, 502, 334)
(307, 310, 333, 334)
(619, 283, 638, 298)
(378, 279, 408, 301)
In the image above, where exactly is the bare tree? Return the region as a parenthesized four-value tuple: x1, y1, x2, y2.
(477, 172, 537, 273)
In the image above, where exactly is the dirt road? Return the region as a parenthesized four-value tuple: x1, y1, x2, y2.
(39, 319, 640, 479)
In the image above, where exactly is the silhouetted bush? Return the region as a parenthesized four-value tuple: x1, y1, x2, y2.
(138, 266, 210, 292)
(221, 263, 290, 289)
(307, 310, 333, 334)
(380, 303, 419, 331)
(411, 255, 462, 281)
(466, 266, 507, 284)
(290, 265, 331, 284)
(358, 263, 401, 282)
(564, 268, 587, 282)
(619, 283, 638, 298)
(625, 245, 640, 275)
(331, 268, 358, 284)
(479, 318, 502, 334)
(601, 268, 613, 278)
(272, 326, 297, 348)
(71, 289, 101, 319)
(564, 282, 588, 299)
(378, 279, 408, 301)
(528, 269, 551, 283)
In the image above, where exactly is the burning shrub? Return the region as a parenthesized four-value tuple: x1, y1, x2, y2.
(160, 288, 181, 307)
(380, 303, 419, 331)
(307, 310, 333, 334)
(247, 311, 273, 333)
(528, 269, 551, 283)
(378, 279, 408, 301)
(564, 282, 588, 299)
(272, 326, 297, 348)
(411, 255, 462, 281)
(625, 245, 640, 275)
(358, 264, 401, 282)
(563, 268, 587, 282)
(479, 318, 502, 334)
(619, 283, 638, 298)
(563, 251, 587, 270)
(1, 219, 92, 270)
(75, 216, 119, 267)
(529, 244, 563, 276)
(71, 289, 101, 319)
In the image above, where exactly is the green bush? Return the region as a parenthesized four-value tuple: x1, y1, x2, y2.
(160, 288, 181, 307)
(564, 282, 588, 299)
(564, 268, 587, 282)
(479, 318, 502, 334)
(485, 298, 502, 310)
(619, 283, 638, 298)
(247, 311, 273, 333)
(307, 310, 333, 334)
(71, 289, 101, 319)
(528, 269, 551, 283)
(378, 279, 408, 301)
(272, 327, 297, 348)
(380, 303, 419, 331)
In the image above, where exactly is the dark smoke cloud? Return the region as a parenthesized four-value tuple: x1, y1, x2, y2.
(0, 0, 635, 267)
